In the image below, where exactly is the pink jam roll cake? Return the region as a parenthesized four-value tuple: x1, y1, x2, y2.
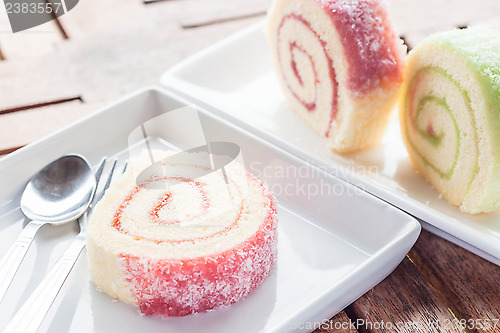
(87, 150, 278, 316)
(267, 0, 405, 153)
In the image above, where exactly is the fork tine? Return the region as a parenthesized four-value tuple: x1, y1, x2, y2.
(93, 157, 107, 187)
(3, 157, 124, 333)
(121, 161, 128, 174)
(95, 159, 117, 204)
(88, 157, 107, 210)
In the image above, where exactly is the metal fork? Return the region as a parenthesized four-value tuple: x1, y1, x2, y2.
(4, 158, 124, 333)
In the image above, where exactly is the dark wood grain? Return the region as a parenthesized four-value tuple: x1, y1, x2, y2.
(0, 18, 62, 60)
(180, 11, 266, 29)
(409, 229, 500, 333)
(2, 1, 500, 333)
(0, 96, 82, 116)
(145, 0, 270, 28)
(314, 311, 359, 333)
(0, 56, 82, 110)
(344, 257, 462, 333)
(45, 0, 69, 39)
(0, 145, 24, 156)
(0, 0, 264, 153)
(0, 100, 102, 153)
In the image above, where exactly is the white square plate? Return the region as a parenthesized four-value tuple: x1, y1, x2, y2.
(160, 21, 500, 265)
(0, 88, 419, 333)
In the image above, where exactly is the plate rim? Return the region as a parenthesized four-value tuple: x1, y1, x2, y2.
(0, 86, 421, 332)
(159, 21, 500, 263)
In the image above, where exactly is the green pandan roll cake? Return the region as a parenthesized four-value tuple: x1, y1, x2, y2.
(400, 28, 500, 214)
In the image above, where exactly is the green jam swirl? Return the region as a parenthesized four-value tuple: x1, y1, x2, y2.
(405, 66, 479, 193)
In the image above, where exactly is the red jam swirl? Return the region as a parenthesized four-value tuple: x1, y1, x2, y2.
(111, 175, 243, 244)
(277, 13, 339, 137)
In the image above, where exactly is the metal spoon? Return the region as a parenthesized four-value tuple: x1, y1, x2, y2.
(0, 155, 96, 303)
(3, 158, 116, 333)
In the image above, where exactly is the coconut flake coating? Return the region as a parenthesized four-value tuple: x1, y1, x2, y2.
(121, 198, 277, 316)
(267, 0, 405, 153)
(317, 0, 403, 93)
(399, 28, 500, 213)
(87, 151, 278, 316)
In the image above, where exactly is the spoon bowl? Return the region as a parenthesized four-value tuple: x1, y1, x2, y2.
(0, 154, 96, 303)
(21, 155, 96, 224)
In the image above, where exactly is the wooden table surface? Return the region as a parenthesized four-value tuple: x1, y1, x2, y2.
(1, 0, 500, 332)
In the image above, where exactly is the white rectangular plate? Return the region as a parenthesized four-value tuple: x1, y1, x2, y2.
(0, 88, 419, 333)
(160, 21, 500, 265)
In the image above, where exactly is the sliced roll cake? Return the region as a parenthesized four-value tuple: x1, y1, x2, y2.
(267, 0, 405, 153)
(87, 150, 278, 316)
(400, 28, 500, 214)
